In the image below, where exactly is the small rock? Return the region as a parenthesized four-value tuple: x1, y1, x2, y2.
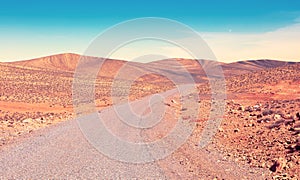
(257, 119, 262, 123)
(182, 116, 190, 120)
(257, 114, 262, 119)
(171, 99, 177, 104)
(22, 118, 33, 123)
(277, 158, 287, 171)
(270, 158, 286, 172)
(181, 108, 188, 111)
(267, 123, 282, 129)
(274, 114, 282, 120)
(249, 123, 255, 127)
(253, 105, 261, 111)
(287, 162, 293, 169)
(238, 106, 244, 111)
(283, 114, 293, 119)
(244, 106, 253, 112)
(284, 119, 294, 126)
(218, 127, 224, 132)
(296, 112, 300, 120)
(291, 156, 297, 163)
(264, 118, 271, 122)
(262, 109, 274, 116)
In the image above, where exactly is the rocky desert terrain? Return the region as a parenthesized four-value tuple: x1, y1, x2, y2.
(213, 64, 300, 179)
(0, 53, 299, 179)
(0, 56, 178, 146)
(147, 63, 300, 179)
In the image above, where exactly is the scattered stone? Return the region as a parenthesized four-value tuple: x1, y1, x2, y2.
(218, 127, 224, 132)
(296, 112, 300, 120)
(274, 114, 282, 120)
(182, 116, 190, 120)
(181, 108, 188, 111)
(164, 103, 171, 106)
(238, 106, 244, 111)
(257, 114, 262, 119)
(262, 109, 274, 116)
(22, 118, 33, 123)
(287, 161, 293, 169)
(260, 162, 266, 168)
(253, 105, 261, 111)
(244, 106, 253, 112)
(270, 158, 287, 172)
(284, 119, 294, 126)
(267, 123, 281, 129)
(234, 128, 239, 133)
(171, 99, 177, 104)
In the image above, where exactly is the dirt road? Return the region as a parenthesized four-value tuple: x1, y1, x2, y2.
(0, 88, 268, 179)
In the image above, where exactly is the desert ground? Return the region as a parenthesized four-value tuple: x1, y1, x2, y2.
(0, 53, 299, 179)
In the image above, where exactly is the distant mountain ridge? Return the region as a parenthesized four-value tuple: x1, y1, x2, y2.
(221, 59, 298, 76)
(6, 53, 300, 83)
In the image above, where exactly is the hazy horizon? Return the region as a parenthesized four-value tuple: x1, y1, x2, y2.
(1, 52, 300, 64)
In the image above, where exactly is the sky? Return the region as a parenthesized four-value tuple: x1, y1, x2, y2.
(1, 0, 300, 62)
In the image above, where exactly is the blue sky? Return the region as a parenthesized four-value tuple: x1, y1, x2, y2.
(1, 0, 300, 62)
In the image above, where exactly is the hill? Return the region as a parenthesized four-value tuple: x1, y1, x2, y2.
(6, 53, 300, 83)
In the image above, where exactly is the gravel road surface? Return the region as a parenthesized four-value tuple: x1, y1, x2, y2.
(0, 88, 268, 179)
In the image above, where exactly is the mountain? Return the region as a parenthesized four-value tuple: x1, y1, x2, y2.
(10, 53, 81, 72)
(6, 54, 299, 83)
(8, 53, 135, 79)
(221, 59, 298, 76)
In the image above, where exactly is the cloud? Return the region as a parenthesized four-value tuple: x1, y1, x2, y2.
(109, 22, 300, 63)
(201, 22, 300, 62)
